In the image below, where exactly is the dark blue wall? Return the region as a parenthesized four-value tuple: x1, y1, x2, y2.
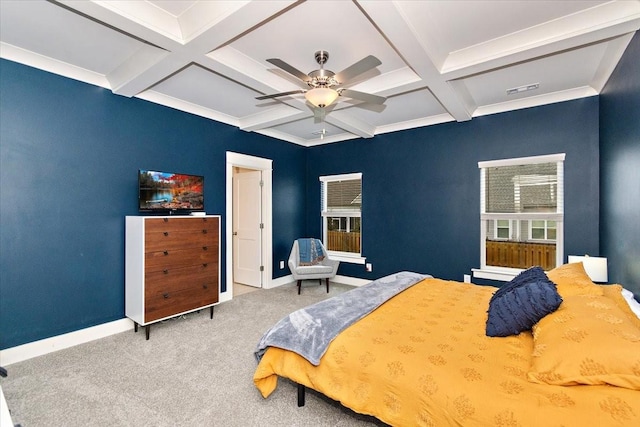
(307, 98, 600, 282)
(0, 59, 306, 349)
(600, 32, 640, 295)
(0, 49, 613, 350)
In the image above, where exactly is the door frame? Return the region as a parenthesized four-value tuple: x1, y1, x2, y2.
(223, 152, 273, 302)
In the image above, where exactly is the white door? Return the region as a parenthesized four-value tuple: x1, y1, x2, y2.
(233, 168, 262, 287)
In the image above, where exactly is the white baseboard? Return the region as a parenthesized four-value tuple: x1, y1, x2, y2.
(0, 318, 133, 366)
(218, 290, 232, 303)
(269, 274, 293, 288)
(0, 275, 372, 366)
(334, 274, 370, 287)
(270, 274, 370, 288)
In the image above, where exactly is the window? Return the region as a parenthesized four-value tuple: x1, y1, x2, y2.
(475, 154, 565, 281)
(495, 219, 512, 239)
(320, 173, 364, 263)
(530, 219, 556, 241)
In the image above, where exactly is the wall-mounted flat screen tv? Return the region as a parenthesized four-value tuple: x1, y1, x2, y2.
(138, 170, 204, 213)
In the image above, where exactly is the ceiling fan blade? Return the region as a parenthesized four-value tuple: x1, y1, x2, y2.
(266, 58, 310, 83)
(335, 55, 381, 85)
(255, 90, 305, 100)
(340, 89, 386, 105)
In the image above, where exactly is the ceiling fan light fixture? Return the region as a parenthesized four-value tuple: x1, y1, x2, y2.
(305, 87, 339, 108)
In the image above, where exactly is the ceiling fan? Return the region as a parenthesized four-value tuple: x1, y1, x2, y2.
(256, 51, 386, 113)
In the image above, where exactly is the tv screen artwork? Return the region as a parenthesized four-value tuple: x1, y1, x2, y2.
(139, 170, 204, 212)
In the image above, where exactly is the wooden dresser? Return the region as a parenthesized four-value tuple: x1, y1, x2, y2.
(125, 215, 220, 339)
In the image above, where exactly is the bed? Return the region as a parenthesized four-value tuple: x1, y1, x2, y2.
(253, 264, 640, 426)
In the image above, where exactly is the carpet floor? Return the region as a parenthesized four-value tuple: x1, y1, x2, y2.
(2, 281, 386, 426)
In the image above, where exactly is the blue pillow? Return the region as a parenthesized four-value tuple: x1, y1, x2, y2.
(489, 266, 547, 302)
(486, 266, 562, 337)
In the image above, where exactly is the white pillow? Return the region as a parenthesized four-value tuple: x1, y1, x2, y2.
(622, 288, 640, 319)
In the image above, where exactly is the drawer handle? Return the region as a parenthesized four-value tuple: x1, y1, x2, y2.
(163, 218, 168, 223)
(163, 250, 169, 256)
(163, 269, 169, 275)
(202, 246, 208, 251)
(202, 263, 208, 268)
(203, 284, 208, 289)
(202, 229, 208, 234)
(163, 232, 169, 236)
(163, 293, 169, 299)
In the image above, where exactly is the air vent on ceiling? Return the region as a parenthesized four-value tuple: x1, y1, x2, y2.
(506, 83, 539, 95)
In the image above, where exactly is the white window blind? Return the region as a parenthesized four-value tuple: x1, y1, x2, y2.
(477, 154, 565, 277)
(321, 174, 362, 216)
(320, 173, 363, 261)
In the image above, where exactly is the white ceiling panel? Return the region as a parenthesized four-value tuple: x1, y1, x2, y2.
(346, 87, 448, 128)
(461, 41, 612, 108)
(400, 1, 610, 56)
(0, 0, 145, 75)
(152, 64, 264, 117)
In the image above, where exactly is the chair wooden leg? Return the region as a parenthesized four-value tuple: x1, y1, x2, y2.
(325, 278, 330, 293)
(297, 280, 302, 295)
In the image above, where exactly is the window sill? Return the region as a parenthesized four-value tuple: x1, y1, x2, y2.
(327, 252, 366, 265)
(472, 267, 522, 282)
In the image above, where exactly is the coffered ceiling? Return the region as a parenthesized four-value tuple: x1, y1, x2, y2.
(1, 1, 639, 146)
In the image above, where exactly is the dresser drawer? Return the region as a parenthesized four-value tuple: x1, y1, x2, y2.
(145, 247, 217, 272)
(145, 263, 217, 290)
(145, 285, 218, 323)
(145, 228, 214, 252)
(145, 217, 218, 233)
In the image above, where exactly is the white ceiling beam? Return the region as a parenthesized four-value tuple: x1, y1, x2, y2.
(183, 1, 296, 53)
(107, 46, 179, 96)
(59, 0, 296, 98)
(178, 1, 252, 44)
(239, 107, 310, 132)
(350, 66, 422, 97)
(92, 0, 184, 42)
(200, 47, 306, 101)
(357, 1, 473, 123)
(590, 33, 635, 92)
(324, 110, 377, 139)
(375, 113, 454, 136)
(473, 86, 598, 118)
(304, 132, 361, 148)
(253, 128, 316, 147)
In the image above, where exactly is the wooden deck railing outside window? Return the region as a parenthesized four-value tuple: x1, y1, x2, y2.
(327, 231, 361, 253)
(486, 240, 556, 270)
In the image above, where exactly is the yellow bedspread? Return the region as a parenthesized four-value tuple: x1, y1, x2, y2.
(254, 278, 640, 426)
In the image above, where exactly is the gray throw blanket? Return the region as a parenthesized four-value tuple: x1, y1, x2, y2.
(254, 271, 430, 366)
(298, 238, 325, 265)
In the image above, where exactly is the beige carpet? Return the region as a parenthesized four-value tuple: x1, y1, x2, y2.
(1, 281, 386, 427)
